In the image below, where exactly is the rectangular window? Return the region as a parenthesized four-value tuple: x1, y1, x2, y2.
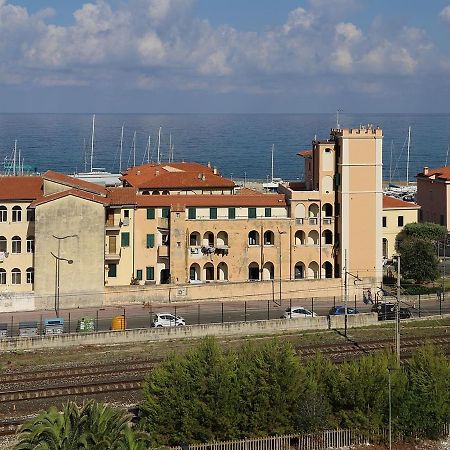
(382, 216, 387, 227)
(146, 266, 155, 281)
(108, 263, 117, 278)
(162, 207, 170, 218)
(146, 208, 155, 219)
(121, 232, 130, 247)
(146, 234, 155, 248)
(12, 207, 21, 222)
(248, 207, 257, 219)
(136, 269, 143, 281)
(26, 209, 35, 222)
(124, 210, 130, 218)
(210, 207, 217, 219)
(188, 208, 196, 219)
(397, 216, 404, 227)
(265, 208, 272, 218)
(26, 238, 34, 253)
(0, 270, 5, 284)
(228, 207, 236, 219)
(334, 173, 341, 188)
(0, 208, 6, 222)
(26, 269, 34, 284)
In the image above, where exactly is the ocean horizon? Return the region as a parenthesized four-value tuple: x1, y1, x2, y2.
(1, 113, 449, 182)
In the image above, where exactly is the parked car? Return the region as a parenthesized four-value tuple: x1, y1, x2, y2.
(371, 303, 412, 321)
(44, 318, 64, 335)
(281, 306, 317, 319)
(328, 306, 359, 316)
(151, 313, 186, 327)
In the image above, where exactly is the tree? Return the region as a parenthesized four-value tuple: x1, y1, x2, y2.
(402, 222, 447, 242)
(15, 401, 149, 450)
(398, 237, 439, 283)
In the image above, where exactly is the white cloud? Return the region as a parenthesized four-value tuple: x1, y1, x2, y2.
(335, 22, 362, 43)
(440, 5, 450, 23)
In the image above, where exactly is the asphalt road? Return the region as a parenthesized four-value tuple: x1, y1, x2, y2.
(1, 295, 449, 336)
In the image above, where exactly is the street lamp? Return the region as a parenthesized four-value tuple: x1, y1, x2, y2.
(51, 234, 77, 317)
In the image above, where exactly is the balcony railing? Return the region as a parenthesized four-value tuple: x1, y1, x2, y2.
(105, 252, 120, 261)
(309, 217, 318, 225)
(323, 217, 333, 225)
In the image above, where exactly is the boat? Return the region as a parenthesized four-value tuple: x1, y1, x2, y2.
(263, 144, 284, 192)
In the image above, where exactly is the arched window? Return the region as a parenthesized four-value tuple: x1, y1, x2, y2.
(12, 206, 22, 222)
(383, 238, 389, 258)
(189, 232, 200, 246)
(189, 263, 200, 281)
(11, 268, 21, 284)
(0, 236, 6, 253)
(294, 230, 305, 246)
(323, 203, 333, 217)
(294, 203, 305, 219)
(12, 236, 21, 254)
(217, 262, 228, 281)
(248, 230, 259, 246)
(0, 268, 5, 284)
(203, 231, 214, 247)
(307, 230, 319, 246)
(217, 231, 228, 247)
(0, 206, 6, 222)
(248, 262, 259, 280)
(308, 261, 319, 279)
(308, 203, 319, 217)
(262, 262, 274, 280)
(263, 230, 274, 246)
(26, 236, 35, 253)
(26, 267, 34, 284)
(203, 262, 214, 281)
(323, 230, 333, 245)
(294, 262, 305, 279)
(322, 261, 333, 279)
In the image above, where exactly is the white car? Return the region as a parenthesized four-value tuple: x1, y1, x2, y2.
(281, 306, 317, 319)
(152, 313, 186, 327)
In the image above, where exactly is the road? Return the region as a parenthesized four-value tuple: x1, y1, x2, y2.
(0, 294, 448, 336)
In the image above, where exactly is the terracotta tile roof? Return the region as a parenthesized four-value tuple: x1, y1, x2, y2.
(383, 195, 420, 209)
(30, 188, 109, 207)
(417, 166, 450, 181)
(107, 187, 138, 206)
(121, 162, 235, 189)
(237, 187, 261, 196)
(136, 193, 286, 208)
(43, 170, 107, 195)
(297, 150, 312, 158)
(0, 176, 43, 201)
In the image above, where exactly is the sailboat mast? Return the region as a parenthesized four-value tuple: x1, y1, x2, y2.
(18, 148, 21, 176)
(90, 114, 95, 173)
(445, 136, 450, 167)
(133, 131, 136, 167)
(406, 126, 411, 185)
(389, 140, 393, 185)
(83, 138, 87, 172)
(157, 126, 161, 164)
(271, 144, 274, 182)
(119, 124, 124, 173)
(169, 133, 172, 163)
(147, 135, 151, 163)
(13, 140, 17, 176)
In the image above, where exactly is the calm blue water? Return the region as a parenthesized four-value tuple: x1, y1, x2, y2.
(0, 113, 449, 182)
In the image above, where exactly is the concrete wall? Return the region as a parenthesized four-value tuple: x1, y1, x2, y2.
(0, 291, 35, 313)
(0, 313, 378, 351)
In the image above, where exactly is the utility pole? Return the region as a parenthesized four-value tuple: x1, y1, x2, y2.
(395, 256, 401, 366)
(344, 249, 348, 337)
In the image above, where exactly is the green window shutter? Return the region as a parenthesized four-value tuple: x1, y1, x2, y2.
(121, 232, 130, 247)
(162, 207, 170, 218)
(228, 207, 236, 219)
(210, 207, 217, 219)
(265, 208, 271, 217)
(136, 270, 143, 281)
(146, 208, 155, 219)
(146, 266, 155, 281)
(334, 173, 341, 188)
(108, 264, 117, 278)
(248, 207, 257, 219)
(146, 234, 155, 248)
(188, 207, 196, 219)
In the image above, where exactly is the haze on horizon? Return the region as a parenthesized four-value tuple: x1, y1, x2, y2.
(1, 0, 450, 114)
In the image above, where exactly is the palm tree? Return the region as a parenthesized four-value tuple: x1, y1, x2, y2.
(14, 401, 149, 450)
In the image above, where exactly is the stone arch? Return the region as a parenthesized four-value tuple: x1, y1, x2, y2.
(262, 261, 274, 280)
(307, 261, 319, 279)
(307, 230, 319, 246)
(295, 230, 305, 246)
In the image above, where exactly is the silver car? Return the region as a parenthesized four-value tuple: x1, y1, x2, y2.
(281, 306, 317, 319)
(152, 313, 186, 327)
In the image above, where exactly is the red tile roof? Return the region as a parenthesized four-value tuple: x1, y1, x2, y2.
(107, 187, 138, 205)
(30, 189, 109, 207)
(43, 171, 107, 195)
(417, 166, 450, 181)
(297, 150, 312, 158)
(121, 162, 235, 189)
(383, 195, 420, 209)
(0, 176, 43, 201)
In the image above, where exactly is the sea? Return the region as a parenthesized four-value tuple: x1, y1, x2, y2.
(0, 113, 449, 182)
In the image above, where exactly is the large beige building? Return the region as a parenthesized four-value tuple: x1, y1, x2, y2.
(0, 125, 384, 311)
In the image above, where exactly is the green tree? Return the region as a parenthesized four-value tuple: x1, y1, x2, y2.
(15, 401, 148, 450)
(398, 237, 440, 283)
(402, 222, 447, 242)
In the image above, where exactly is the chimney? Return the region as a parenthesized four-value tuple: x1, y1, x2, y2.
(213, 167, 218, 175)
(423, 166, 429, 176)
(207, 161, 211, 168)
(155, 170, 160, 176)
(202, 174, 206, 181)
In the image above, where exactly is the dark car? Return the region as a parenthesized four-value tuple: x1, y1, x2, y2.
(371, 303, 412, 321)
(328, 306, 359, 315)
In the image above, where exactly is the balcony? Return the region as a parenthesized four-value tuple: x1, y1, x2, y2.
(309, 217, 318, 225)
(295, 218, 304, 225)
(158, 245, 169, 258)
(105, 252, 120, 261)
(323, 217, 333, 225)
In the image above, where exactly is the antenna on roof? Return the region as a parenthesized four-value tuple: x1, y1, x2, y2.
(336, 108, 342, 129)
(90, 114, 95, 173)
(133, 131, 136, 167)
(119, 124, 124, 173)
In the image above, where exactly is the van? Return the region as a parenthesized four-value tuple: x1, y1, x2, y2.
(44, 318, 64, 335)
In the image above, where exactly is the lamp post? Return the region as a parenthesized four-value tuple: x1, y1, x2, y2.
(51, 234, 77, 317)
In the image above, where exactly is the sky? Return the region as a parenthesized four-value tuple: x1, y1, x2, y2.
(1, 0, 450, 113)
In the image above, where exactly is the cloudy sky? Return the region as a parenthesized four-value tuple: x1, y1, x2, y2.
(1, 0, 450, 113)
